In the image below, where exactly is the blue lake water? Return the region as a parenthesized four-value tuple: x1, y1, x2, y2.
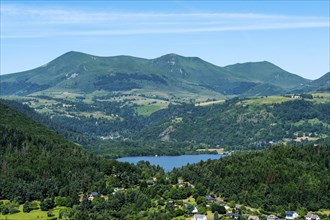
(117, 154, 224, 172)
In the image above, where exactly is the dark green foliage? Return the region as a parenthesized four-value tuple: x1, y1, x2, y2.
(23, 201, 31, 213)
(211, 203, 226, 214)
(214, 211, 219, 220)
(0, 102, 142, 202)
(40, 198, 55, 211)
(186, 204, 194, 214)
(137, 99, 330, 149)
(1, 207, 9, 215)
(171, 144, 330, 213)
(0, 81, 50, 96)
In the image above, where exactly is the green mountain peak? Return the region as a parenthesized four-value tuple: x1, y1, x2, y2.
(0, 51, 316, 98)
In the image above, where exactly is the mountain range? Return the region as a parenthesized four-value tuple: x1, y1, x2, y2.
(1, 51, 328, 99)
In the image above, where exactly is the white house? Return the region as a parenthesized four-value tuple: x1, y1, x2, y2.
(192, 214, 207, 220)
(248, 216, 260, 220)
(192, 206, 199, 213)
(305, 213, 320, 220)
(267, 215, 279, 220)
(285, 211, 299, 220)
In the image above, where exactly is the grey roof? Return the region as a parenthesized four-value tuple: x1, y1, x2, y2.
(226, 213, 241, 217)
(305, 213, 320, 219)
(194, 214, 206, 218)
(91, 191, 99, 196)
(285, 211, 297, 216)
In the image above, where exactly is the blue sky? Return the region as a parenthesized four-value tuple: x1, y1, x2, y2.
(1, 1, 329, 79)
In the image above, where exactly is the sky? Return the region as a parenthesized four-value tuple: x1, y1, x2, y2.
(1, 1, 329, 80)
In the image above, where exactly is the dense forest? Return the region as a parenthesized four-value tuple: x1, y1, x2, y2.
(2, 97, 329, 158)
(171, 141, 330, 213)
(0, 102, 147, 203)
(1, 101, 330, 220)
(136, 98, 330, 149)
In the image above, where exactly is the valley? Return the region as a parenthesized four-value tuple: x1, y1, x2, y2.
(0, 52, 329, 220)
(1, 52, 329, 159)
(1, 101, 329, 220)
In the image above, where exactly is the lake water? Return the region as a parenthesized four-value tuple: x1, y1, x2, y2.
(117, 154, 224, 172)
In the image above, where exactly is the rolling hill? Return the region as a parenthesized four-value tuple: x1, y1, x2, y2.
(224, 61, 309, 89)
(0, 51, 313, 99)
(0, 100, 142, 202)
(134, 98, 330, 149)
(291, 72, 330, 93)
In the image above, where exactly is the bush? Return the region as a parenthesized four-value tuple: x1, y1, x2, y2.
(211, 203, 226, 214)
(47, 210, 55, 217)
(23, 201, 31, 213)
(1, 207, 9, 215)
(40, 198, 55, 211)
(9, 207, 20, 214)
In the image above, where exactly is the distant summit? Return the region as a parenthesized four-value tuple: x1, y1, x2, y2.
(0, 51, 322, 99)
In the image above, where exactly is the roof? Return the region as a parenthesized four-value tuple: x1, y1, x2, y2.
(226, 213, 241, 217)
(305, 213, 320, 219)
(91, 192, 99, 196)
(205, 195, 215, 200)
(194, 214, 206, 218)
(285, 211, 297, 216)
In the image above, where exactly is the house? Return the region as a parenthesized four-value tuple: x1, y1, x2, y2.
(205, 195, 216, 201)
(305, 213, 320, 220)
(88, 191, 99, 201)
(192, 214, 207, 220)
(267, 215, 279, 220)
(192, 206, 199, 213)
(226, 213, 241, 219)
(248, 216, 260, 220)
(285, 211, 299, 220)
(112, 187, 124, 195)
(234, 204, 241, 210)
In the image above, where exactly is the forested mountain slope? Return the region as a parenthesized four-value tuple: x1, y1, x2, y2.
(292, 72, 330, 93)
(1, 101, 329, 219)
(0, 102, 141, 203)
(171, 143, 330, 213)
(136, 99, 330, 149)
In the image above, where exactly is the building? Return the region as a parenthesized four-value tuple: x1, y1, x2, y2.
(305, 213, 320, 220)
(88, 191, 99, 201)
(226, 213, 241, 219)
(267, 215, 279, 220)
(205, 195, 216, 201)
(192, 214, 207, 220)
(285, 211, 299, 220)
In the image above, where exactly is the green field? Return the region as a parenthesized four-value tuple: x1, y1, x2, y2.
(0, 203, 70, 220)
(135, 99, 169, 116)
(242, 96, 292, 105)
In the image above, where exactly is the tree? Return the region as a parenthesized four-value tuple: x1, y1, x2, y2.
(211, 203, 226, 213)
(1, 207, 9, 215)
(214, 211, 219, 220)
(186, 204, 194, 214)
(40, 198, 55, 211)
(23, 201, 31, 213)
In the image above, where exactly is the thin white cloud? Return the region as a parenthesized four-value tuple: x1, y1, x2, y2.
(1, 4, 329, 38)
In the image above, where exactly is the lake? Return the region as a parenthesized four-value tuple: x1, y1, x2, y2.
(117, 154, 224, 172)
